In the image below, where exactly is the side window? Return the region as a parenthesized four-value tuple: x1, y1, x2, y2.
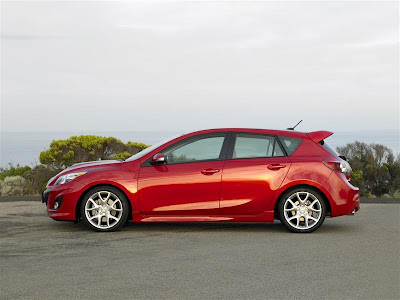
(278, 136, 302, 155)
(164, 135, 225, 164)
(233, 134, 284, 159)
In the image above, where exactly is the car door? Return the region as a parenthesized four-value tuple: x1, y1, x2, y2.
(220, 132, 291, 215)
(138, 133, 229, 216)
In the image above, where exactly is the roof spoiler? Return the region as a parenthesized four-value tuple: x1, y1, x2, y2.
(306, 131, 333, 143)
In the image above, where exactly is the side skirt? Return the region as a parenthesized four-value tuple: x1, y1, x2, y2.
(131, 211, 275, 223)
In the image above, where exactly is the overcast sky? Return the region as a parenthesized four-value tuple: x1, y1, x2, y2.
(1, 1, 399, 133)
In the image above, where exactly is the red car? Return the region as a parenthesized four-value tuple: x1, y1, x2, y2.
(43, 128, 360, 233)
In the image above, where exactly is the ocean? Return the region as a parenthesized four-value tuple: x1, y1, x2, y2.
(1, 130, 399, 167)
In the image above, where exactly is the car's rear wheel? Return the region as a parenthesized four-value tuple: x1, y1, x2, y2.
(279, 188, 326, 233)
(80, 186, 129, 232)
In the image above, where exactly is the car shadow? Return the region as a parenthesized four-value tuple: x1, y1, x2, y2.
(123, 221, 287, 233)
(50, 219, 358, 234)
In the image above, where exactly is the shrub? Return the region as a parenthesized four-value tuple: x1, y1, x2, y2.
(113, 151, 132, 160)
(40, 135, 150, 169)
(0, 176, 28, 196)
(337, 142, 400, 197)
(28, 165, 60, 194)
(0, 165, 31, 180)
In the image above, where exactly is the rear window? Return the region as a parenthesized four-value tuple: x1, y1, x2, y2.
(278, 136, 302, 155)
(319, 140, 339, 157)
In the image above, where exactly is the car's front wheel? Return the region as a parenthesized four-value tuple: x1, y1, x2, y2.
(279, 188, 326, 233)
(80, 186, 129, 232)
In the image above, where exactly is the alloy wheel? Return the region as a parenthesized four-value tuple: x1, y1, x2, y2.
(283, 191, 322, 230)
(84, 191, 123, 230)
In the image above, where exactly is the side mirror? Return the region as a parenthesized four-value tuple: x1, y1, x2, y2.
(151, 153, 165, 164)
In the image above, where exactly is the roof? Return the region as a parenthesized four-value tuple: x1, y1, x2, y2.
(184, 128, 306, 137)
(179, 128, 333, 142)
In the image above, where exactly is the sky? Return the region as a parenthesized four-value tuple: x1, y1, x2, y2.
(1, 0, 399, 133)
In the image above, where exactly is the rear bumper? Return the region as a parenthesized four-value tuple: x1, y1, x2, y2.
(326, 172, 360, 217)
(43, 181, 85, 221)
(347, 188, 360, 214)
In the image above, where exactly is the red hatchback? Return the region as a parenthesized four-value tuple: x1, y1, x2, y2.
(43, 128, 360, 233)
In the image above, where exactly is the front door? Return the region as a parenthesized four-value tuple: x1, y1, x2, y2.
(220, 133, 291, 215)
(138, 133, 228, 215)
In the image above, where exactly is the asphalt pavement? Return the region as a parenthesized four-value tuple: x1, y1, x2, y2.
(0, 202, 399, 300)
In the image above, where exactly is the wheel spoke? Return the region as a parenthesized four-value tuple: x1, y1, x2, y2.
(89, 198, 98, 207)
(106, 215, 110, 227)
(303, 192, 310, 203)
(296, 192, 302, 202)
(97, 192, 103, 202)
(109, 199, 121, 208)
(110, 207, 122, 212)
(308, 199, 318, 207)
(104, 192, 111, 202)
(287, 199, 297, 207)
(309, 207, 321, 212)
(97, 215, 102, 226)
(109, 215, 119, 222)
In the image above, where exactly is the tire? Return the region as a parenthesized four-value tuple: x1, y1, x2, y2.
(278, 188, 326, 233)
(80, 186, 129, 232)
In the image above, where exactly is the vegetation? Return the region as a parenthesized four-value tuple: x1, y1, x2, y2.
(0, 137, 399, 198)
(0, 176, 28, 196)
(0, 136, 149, 196)
(39, 135, 149, 170)
(337, 142, 400, 197)
(0, 165, 32, 180)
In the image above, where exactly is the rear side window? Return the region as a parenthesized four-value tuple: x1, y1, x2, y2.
(233, 134, 284, 159)
(320, 140, 339, 157)
(278, 136, 302, 155)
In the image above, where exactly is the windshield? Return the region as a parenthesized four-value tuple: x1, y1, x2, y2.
(125, 134, 182, 162)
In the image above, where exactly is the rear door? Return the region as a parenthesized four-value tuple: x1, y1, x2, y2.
(220, 132, 291, 215)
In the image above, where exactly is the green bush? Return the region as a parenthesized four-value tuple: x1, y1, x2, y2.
(337, 142, 400, 197)
(0, 135, 150, 195)
(0, 165, 31, 180)
(40, 135, 150, 169)
(113, 152, 132, 160)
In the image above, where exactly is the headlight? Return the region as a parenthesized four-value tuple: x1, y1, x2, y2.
(54, 172, 87, 186)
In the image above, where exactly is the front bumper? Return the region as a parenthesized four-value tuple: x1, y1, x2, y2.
(43, 181, 85, 221)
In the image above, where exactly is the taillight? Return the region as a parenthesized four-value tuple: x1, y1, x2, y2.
(323, 161, 352, 179)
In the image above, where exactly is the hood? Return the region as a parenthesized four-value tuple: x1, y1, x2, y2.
(48, 160, 123, 186)
(67, 160, 122, 170)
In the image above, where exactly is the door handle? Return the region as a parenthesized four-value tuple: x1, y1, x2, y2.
(201, 168, 220, 175)
(267, 164, 286, 170)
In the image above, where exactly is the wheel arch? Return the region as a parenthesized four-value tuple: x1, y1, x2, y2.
(75, 183, 133, 221)
(274, 184, 332, 219)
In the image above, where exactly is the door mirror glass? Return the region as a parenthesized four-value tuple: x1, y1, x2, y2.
(151, 153, 165, 164)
